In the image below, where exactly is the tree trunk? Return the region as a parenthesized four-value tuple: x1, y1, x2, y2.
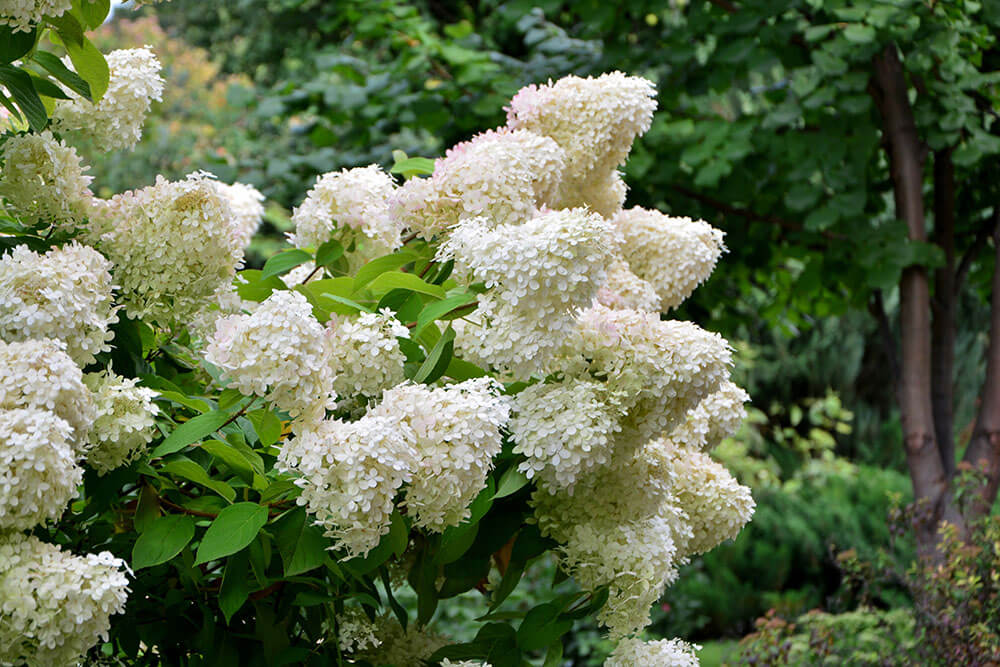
(872, 44, 960, 554)
(932, 149, 956, 476)
(962, 221, 1000, 517)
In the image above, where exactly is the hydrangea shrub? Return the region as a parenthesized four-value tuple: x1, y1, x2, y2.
(0, 3, 755, 665)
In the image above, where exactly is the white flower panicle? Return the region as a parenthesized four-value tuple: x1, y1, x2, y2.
(0, 0, 71, 32)
(83, 371, 159, 475)
(52, 47, 164, 151)
(0, 242, 117, 365)
(440, 208, 615, 379)
(0, 131, 94, 230)
(506, 72, 655, 214)
(614, 208, 726, 310)
(372, 379, 510, 532)
(553, 169, 628, 218)
(0, 408, 81, 531)
(333, 608, 382, 653)
(99, 171, 245, 324)
(290, 165, 399, 268)
(567, 304, 732, 445)
(206, 290, 333, 418)
(0, 338, 96, 450)
(277, 414, 417, 558)
(510, 378, 623, 492)
(662, 439, 755, 558)
(605, 637, 701, 667)
(0, 533, 130, 667)
(353, 615, 447, 667)
(390, 128, 565, 239)
(326, 309, 409, 400)
(671, 380, 750, 452)
(216, 181, 266, 248)
(596, 259, 661, 313)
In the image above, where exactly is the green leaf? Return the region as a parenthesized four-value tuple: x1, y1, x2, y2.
(314, 239, 344, 268)
(261, 248, 312, 280)
(235, 269, 286, 302)
(361, 270, 446, 299)
(436, 520, 479, 565)
(31, 50, 91, 99)
(0, 64, 47, 131)
(74, 0, 111, 29)
(152, 390, 211, 414)
(413, 325, 455, 384)
(59, 24, 109, 100)
(542, 640, 564, 666)
(162, 459, 236, 502)
(516, 603, 573, 651)
(132, 515, 195, 570)
(29, 73, 70, 99)
(390, 156, 435, 178)
(272, 509, 330, 577)
(353, 252, 417, 290)
(414, 293, 478, 335)
(247, 409, 282, 447)
(843, 24, 876, 44)
(445, 357, 488, 381)
(0, 27, 37, 64)
(346, 511, 408, 575)
(195, 502, 269, 565)
(494, 467, 530, 500)
(220, 550, 250, 624)
(152, 410, 231, 457)
(202, 439, 255, 483)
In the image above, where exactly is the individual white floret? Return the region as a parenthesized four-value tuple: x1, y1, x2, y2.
(390, 128, 565, 239)
(596, 259, 661, 312)
(0, 533, 130, 667)
(0, 0, 71, 31)
(326, 309, 409, 400)
(52, 47, 164, 151)
(276, 414, 417, 558)
(372, 379, 510, 532)
(205, 290, 333, 418)
(0, 338, 96, 450)
(0, 408, 81, 531)
(0, 131, 94, 230)
(290, 165, 399, 269)
(614, 208, 725, 310)
(605, 637, 701, 667)
(83, 370, 159, 475)
(0, 242, 117, 365)
(98, 171, 245, 325)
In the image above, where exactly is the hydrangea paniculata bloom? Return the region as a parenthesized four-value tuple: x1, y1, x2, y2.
(440, 208, 614, 379)
(510, 378, 623, 492)
(372, 379, 510, 531)
(0, 242, 117, 365)
(596, 259, 661, 313)
(354, 615, 447, 667)
(670, 379, 750, 452)
(390, 128, 565, 239)
(206, 290, 333, 418)
(326, 309, 409, 400)
(614, 207, 726, 310)
(0, 131, 94, 230)
(83, 370, 159, 475)
(0, 338, 96, 450)
(290, 165, 399, 268)
(506, 72, 655, 214)
(0, 533, 130, 667)
(605, 637, 701, 667)
(52, 47, 164, 150)
(332, 607, 382, 653)
(277, 414, 417, 558)
(0, 0, 71, 32)
(216, 181, 266, 248)
(0, 408, 81, 531)
(98, 171, 245, 324)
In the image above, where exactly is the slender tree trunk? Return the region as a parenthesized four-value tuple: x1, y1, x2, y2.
(962, 221, 1000, 517)
(872, 45, 960, 553)
(932, 149, 956, 476)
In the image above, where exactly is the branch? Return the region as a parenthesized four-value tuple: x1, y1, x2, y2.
(955, 209, 1000, 291)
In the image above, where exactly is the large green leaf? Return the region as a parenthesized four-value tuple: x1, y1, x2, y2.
(261, 248, 312, 280)
(132, 514, 195, 570)
(151, 410, 231, 457)
(162, 459, 236, 502)
(272, 508, 331, 577)
(31, 50, 91, 99)
(0, 27, 37, 64)
(363, 271, 446, 299)
(0, 65, 47, 131)
(195, 502, 269, 565)
(220, 550, 250, 624)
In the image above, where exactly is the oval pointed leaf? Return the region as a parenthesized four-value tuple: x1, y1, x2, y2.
(152, 409, 230, 457)
(195, 502, 268, 565)
(132, 514, 195, 570)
